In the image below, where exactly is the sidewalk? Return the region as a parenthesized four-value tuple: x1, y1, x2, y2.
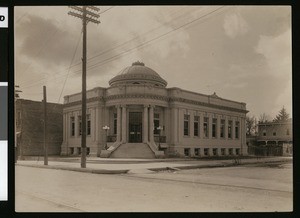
(15, 156, 292, 174)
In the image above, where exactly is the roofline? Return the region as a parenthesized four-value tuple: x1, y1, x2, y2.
(167, 87, 247, 105)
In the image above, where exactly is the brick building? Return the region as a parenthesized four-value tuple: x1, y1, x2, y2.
(16, 99, 63, 156)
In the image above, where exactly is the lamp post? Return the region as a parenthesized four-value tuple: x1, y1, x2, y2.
(102, 125, 110, 149)
(157, 126, 163, 149)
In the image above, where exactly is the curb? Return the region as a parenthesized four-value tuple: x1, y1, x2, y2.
(16, 163, 129, 174)
(16, 158, 291, 174)
(149, 158, 292, 172)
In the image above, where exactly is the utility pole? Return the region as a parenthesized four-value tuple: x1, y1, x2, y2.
(68, 6, 100, 168)
(43, 86, 48, 165)
(15, 85, 22, 162)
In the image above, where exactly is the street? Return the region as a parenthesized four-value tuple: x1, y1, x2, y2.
(15, 163, 293, 212)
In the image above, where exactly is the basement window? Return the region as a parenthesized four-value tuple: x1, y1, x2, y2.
(213, 148, 217, 156)
(204, 148, 209, 156)
(184, 148, 190, 157)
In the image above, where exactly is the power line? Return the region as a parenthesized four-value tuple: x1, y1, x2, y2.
(99, 6, 114, 14)
(18, 6, 115, 88)
(77, 6, 226, 73)
(19, 6, 226, 90)
(57, 28, 83, 103)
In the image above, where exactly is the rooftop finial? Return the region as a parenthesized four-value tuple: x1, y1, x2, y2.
(132, 61, 145, 66)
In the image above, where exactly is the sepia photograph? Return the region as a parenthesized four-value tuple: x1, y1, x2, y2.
(14, 5, 292, 212)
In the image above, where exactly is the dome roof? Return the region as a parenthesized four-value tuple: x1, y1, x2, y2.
(109, 61, 168, 87)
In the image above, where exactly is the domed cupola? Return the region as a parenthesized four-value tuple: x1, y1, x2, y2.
(108, 61, 168, 87)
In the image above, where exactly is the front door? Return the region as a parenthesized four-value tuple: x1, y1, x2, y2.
(129, 112, 142, 143)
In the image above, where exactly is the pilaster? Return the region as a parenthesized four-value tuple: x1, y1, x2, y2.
(143, 105, 149, 143)
(121, 105, 127, 143)
(149, 105, 154, 143)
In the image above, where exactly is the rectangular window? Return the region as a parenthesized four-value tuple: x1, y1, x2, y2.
(236, 148, 240, 155)
(221, 148, 225, 155)
(235, 121, 239, 139)
(194, 148, 200, 156)
(70, 116, 75, 136)
(184, 114, 190, 136)
(212, 118, 217, 138)
(78, 115, 91, 136)
(229, 148, 233, 155)
(87, 114, 91, 136)
(273, 132, 276, 136)
(213, 148, 217, 156)
(154, 113, 160, 134)
(78, 116, 82, 136)
(220, 119, 225, 138)
(194, 116, 199, 137)
(204, 148, 209, 156)
(263, 132, 266, 136)
(228, 120, 232, 138)
(204, 117, 209, 137)
(113, 113, 117, 135)
(184, 148, 190, 157)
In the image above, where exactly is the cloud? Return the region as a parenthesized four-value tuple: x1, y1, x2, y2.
(223, 12, 249, 38)
(255, 29, 291, 77)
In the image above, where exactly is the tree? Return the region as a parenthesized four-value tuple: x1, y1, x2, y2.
(273, 106, 290, 122)
(246, 116, 256, 136)
(259, 113, 271, 124)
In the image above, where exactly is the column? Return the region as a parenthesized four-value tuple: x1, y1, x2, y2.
(199, 112, 203, 139)
(91, 108, 96, 141)
(208, 114, 212, 139)
(121, 105, 127, 143)
(232, 118, 236, 139)
(164, 108, 170, 143)
(63, 113, 66, 143)
(116, 105, 121, 142)
(171, 107, 178, 144)
(190, 112, 194, 137)
(225, 116, 228, 139)
(143, 105, 148, 143)
(217, 115, 220, 138)
(149, 105, 154, 143)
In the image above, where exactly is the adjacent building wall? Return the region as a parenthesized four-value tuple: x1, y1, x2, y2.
(16, 99, 63, 156)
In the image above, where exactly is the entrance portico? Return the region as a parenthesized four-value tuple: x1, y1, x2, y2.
(110, 104, 158, 145)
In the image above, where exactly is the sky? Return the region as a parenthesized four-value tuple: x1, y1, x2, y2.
(14, 5, 292, 120)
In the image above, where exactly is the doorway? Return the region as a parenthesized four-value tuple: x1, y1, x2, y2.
(129, 112, 142, 143)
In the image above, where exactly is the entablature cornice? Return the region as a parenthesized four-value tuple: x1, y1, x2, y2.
(63, 96, 104, 108)
(63, 94, 248, 114)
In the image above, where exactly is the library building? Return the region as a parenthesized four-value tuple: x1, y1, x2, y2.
(61, 61, 248, 158)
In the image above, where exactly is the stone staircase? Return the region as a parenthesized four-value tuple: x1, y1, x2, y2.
(110, 143, 156, 158)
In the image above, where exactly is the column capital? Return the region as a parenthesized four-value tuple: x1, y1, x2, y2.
(121, 104, 127, 108)
(149, 105, 155, 109)
(115, 104, 121, 109)
(143, 104, 149, 108)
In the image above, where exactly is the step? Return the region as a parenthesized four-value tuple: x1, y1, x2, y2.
(110, 143, 156, 159)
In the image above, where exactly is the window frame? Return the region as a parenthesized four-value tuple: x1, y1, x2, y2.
(220, 119, 225, 138)
(184, 114, 190, 136)
(212, 118, 217, 138)
(70, 116, 75, 136)
(194, 116, 200, 137)
(203, 117, 209, 138)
